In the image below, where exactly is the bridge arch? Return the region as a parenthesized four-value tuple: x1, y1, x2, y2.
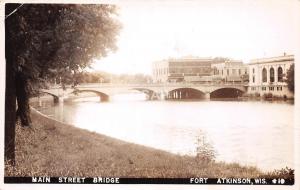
(167, 88, 206, 100)
(71, 89, 109, 102)
(131, 88, 159, 100)
(210, 87, 244, 99)
(39, 91, 60, 103)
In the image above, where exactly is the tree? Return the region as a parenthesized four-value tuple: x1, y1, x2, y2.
(212, 57, 231, 63)
(5, 4, 121, 162)
(285, 64, 294, 93)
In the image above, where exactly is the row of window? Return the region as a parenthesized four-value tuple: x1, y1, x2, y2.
(154, 67, 213, 76)
(252, 66, 284, 83)
(262, 67, 283, 82)
(214, 68, 247, 76)
(251, 86, 283, 91)
(154, 68, 169, 76)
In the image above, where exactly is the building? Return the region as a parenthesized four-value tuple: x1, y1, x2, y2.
(212, 60, 248, 83)
(152, 57, 213, 83)
(248, 54, 294, 98)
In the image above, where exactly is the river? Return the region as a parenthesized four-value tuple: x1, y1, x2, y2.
(32, 93, 294, 171)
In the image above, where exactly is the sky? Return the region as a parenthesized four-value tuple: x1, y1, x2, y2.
(91, 0, 299, 74)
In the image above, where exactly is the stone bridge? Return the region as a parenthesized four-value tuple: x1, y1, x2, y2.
(41, 82, 248, 102)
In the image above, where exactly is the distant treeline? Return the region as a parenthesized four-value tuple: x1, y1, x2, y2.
(51, 71, 152, 85)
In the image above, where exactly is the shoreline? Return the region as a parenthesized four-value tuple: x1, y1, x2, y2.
(5, 106, 293, 179)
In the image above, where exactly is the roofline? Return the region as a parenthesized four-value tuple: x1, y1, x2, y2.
(249, 55, 294, 65)
(168, 58, 213, 62)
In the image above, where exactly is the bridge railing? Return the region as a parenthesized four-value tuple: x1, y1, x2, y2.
(49, 81, 248, 89)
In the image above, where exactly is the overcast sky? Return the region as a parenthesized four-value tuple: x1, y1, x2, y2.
(91, 0, 299, 74)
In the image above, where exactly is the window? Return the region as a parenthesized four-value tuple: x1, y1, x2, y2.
(270, 67, 275, 82)
(227, 69, 229, 75)
(232, 69, 236, 75)
(269, 87, 274, 91)
(278, 67, 283, 82)
(238, 69, 241, 75)
(251, 87, 256, 91)
(252, 76, 255, 83)
(277, 86, 282, 91)
(262, 87, 266, 91)
(262, 68, 267, 82)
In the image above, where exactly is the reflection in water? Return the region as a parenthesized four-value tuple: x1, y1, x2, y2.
(32, 93, 294, 171)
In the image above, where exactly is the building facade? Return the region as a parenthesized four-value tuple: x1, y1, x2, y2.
(211, 60, 248, 82)
(248, 54, 294, 98)
(152, 57, 213, 83)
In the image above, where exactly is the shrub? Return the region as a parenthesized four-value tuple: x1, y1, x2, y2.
(254, 92, 260, 97)
(195, 135, 216, 163)
(261, 167, 294, 180)
(262, 93, 273, 99)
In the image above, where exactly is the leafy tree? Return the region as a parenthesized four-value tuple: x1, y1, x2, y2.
(212, 57, 231, 63)
(285, 64, 294, 93)
(5, 4, 121, 162)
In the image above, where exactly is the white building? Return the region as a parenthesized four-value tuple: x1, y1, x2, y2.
(248, 54, 294, 98)
(212, 60, 248, 82)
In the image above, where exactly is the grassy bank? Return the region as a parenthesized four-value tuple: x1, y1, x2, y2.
(4, 110, 292, 178)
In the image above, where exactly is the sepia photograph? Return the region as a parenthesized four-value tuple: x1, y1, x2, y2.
(1, 0, 299, 189)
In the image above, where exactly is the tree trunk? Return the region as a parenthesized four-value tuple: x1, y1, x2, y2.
(5, 60, 16, 164)
(16, 74, 31, 127)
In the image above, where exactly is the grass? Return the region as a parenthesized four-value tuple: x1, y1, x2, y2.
(4, 110, 293, 178)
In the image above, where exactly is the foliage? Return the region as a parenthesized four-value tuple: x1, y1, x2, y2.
(262, 93, 273, 99)
(6, 4, 121, 89)
(195, 134, 216, 163)
(112, 73, 152, 84)
(212, 57, 231, 63)
(254, 92, 260, 97)
(261, 167, 294, 180)
(285, 64, 294, 93)
(68, 71, 152, 84)
(5, 4, 121, 162)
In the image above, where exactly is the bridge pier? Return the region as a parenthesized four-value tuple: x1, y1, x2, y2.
(101, 96, 109, 102)
(204, 93, 210, 100)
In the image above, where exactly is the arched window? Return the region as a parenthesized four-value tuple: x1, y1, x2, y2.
(270, 67, 275, 82)
(262, 68, 267, 82)
(252, 68, 255, 83)
(278, 67, 283, 82)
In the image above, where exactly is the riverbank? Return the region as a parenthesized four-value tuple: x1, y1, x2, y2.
(5, 109, 292, 178)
